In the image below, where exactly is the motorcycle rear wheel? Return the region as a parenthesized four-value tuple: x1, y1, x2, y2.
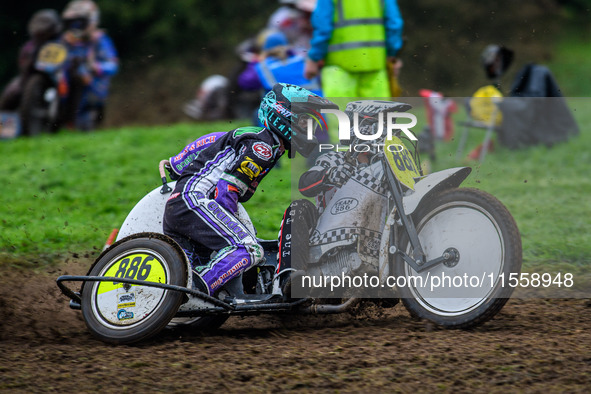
(394, 188, 522, 329)
(81, 236, 188, 344)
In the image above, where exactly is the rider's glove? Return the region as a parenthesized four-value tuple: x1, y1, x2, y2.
(165, 163, 180, 181)
(325, 163, 356, 187)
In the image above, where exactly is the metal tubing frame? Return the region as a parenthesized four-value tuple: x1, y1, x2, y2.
(56, 275, 234, 310)
(57, 275, 314, 315)
(382, 156, 456, 273)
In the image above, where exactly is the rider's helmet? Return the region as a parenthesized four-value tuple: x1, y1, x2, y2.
(258, 83, 338, 158)
(481, 44, 514, 79)
(62, 0, 100, 39)
(257, 29, 289, 60)
(27, 9, 62, 42)
(295, 0, 317, 13)
(261, 30, 289, 51)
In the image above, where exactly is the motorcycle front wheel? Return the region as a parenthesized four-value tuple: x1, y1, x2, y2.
(394, 188, 522, 329)
(81, 236, 188, 344)
(20, 74, 58, 136)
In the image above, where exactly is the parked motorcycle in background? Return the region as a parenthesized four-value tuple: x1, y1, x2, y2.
(1, 1, 119, 136)
(19, 40, 69, 136)
(0, 9, 63, 137)
(19, 40, 100, 136)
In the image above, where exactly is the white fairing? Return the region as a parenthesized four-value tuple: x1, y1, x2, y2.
(116, 184, 174, 241)
(116, 182, 255, 241)
(402, 167, 469, 215)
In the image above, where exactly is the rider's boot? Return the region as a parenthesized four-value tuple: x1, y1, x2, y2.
(273, 269, 307, 302)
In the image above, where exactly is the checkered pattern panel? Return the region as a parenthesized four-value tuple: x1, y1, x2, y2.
(352, 171, 388, 196)
(310, 227, 382, 258)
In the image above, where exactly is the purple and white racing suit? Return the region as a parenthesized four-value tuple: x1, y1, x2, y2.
(163, 127, 284, 295)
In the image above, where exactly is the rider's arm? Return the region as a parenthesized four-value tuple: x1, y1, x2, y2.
(168, 132, 226, 178)
(217, 137, 278, 213)
(298, 164, 330, 197)
(384, 0, 404, 56)
(298, 151, 350, 197)
(307, 0, 335, 62)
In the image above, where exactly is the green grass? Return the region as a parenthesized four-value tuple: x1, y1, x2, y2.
(546, 29, 591, 97)
(0, 121, 292, 265)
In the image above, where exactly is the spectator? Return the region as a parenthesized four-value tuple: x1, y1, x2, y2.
(60, 0, 118, 130)
(238, 30, 322, 96)
(304, 0, 404, 98)
(0, 9, 62, 110)
(267, 0, 317, 57)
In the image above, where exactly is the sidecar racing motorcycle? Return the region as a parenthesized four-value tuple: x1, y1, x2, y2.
(57, 100, 522, 344)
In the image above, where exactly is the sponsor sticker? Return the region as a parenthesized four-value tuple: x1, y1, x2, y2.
(330, 198, 359, 215)
(117, 292, 136, 309)
(252, 142, 273, 160)
(117, 309, 134, 320)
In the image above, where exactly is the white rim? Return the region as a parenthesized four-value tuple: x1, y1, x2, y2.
(404, 201, 505, 316)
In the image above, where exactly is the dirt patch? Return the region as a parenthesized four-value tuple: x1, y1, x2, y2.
(0, 260, 590, 392)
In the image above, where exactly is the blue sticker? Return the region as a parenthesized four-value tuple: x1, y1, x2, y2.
(117, 309, 134, 320)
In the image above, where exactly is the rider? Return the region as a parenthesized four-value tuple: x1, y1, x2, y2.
(163, 83, 338, 296)
(275, 141, 358, 286)
(60, 0, 118, 130)
(276, 104, 389, 284)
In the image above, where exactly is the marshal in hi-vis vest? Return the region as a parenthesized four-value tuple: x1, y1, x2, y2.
(326, 0, 386, 73)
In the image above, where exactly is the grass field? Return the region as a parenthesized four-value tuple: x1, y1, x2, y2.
(0, 99, 589, 279)
(432, 98, 591, 267)
(0, 121, 292, 266)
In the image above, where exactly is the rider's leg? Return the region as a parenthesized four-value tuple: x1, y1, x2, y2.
(164, 193, 263, 296)
(274, 199, 318, 296)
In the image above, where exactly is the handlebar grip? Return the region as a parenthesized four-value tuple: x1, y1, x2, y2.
(159, 160, 172, 194)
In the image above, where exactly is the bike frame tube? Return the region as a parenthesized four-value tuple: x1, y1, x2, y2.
(56, 275, 234, 310)
(56, 275, 312, 315)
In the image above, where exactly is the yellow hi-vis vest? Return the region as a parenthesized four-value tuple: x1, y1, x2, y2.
(326, 0, 386, 73)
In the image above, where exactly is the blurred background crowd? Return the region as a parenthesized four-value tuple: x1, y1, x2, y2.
(0, 0, 589, 134)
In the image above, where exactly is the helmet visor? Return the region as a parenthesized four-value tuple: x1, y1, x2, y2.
(64, 17, 89, 32)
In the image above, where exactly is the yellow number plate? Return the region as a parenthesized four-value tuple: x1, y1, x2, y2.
(385, 137, 420, 190)
(37, 43, 67, 66)
(97, 253, 167, 295)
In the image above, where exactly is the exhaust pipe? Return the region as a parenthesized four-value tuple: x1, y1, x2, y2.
(302, 297, 359, 314)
